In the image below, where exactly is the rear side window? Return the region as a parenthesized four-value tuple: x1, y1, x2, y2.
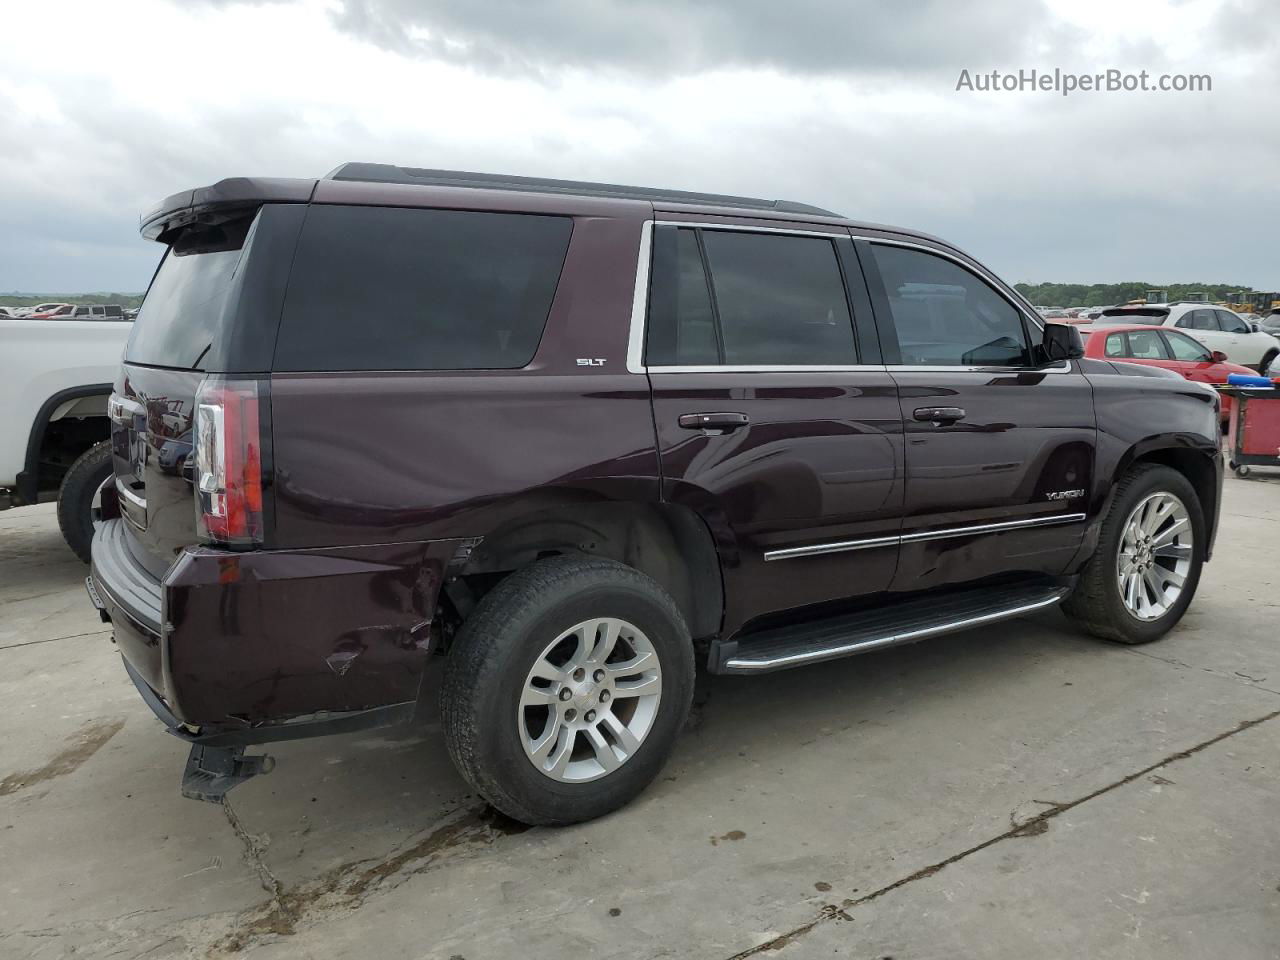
(1104, 333, 1125, 357)
(1178, 310, 1217, 331)
(274, 206, 572, 372)
(646, 226, 856, 366)
(871, 244, 1030, 367)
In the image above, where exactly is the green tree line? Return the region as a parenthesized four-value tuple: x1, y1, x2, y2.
(1014, 282, 1267, 308)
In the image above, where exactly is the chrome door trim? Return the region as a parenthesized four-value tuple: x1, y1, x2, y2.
(764, 512, 1087, 562)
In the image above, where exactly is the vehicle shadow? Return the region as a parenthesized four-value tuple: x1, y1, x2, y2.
(223, 606, 1093, 886)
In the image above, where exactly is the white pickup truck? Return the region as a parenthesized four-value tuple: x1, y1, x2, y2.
(1, 316, 132, 560)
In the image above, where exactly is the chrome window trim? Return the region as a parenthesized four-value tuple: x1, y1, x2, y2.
(658, 220, 850, 238)
(650, 364, 891, 374)
(763, 512, 1087, 562)
(627, 219, 1063, 375)
(891, 361, 1073, 374)
(625, 220, 653, 374)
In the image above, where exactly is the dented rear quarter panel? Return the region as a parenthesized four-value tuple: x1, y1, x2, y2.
(163, 538, 464, 724)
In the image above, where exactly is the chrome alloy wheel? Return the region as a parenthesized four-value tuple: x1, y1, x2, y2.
(518, 618, 662, 783)
(1116, 492, 1194, 622)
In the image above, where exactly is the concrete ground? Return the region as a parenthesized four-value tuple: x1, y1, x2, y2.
(1, 475, 1278, 960)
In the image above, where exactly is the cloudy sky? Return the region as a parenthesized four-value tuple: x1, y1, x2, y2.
(0, 0, 1274, 293)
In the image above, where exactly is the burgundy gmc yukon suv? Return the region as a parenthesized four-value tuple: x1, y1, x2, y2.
(88, 164, 1222, 825)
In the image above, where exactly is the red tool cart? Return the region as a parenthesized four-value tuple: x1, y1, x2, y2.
(1222, 384, 1280, 478)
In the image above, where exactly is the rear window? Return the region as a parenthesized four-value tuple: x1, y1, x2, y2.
(127, 214, 257, 369)
(273, 206, 572, 372)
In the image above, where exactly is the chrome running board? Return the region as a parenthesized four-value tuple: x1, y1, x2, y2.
(713, 581, 1071, 674)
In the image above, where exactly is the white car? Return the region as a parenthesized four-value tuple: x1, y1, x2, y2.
(1, 316, 133, 560)
(1094, 302, 1280, 371)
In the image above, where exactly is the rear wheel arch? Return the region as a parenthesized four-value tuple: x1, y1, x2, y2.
(456, 501, 725, 641)
(19, 383, 113, 504)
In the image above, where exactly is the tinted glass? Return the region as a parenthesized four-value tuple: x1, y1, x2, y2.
(1217, 310, 1249, 333)
(1099, 308, 1165, 324)
(1104, 333, 1125, 357)
(1164, 331, 1210, 362)
(646, 227, 719, 365)
(700, 230, 855, 365)
(127, 214, 257, 369)
(1179, 310, 1217, 331)
(1126, 330, 1170, 359)
(275, 206, 572, 371)
(871, 245, 1029, 366)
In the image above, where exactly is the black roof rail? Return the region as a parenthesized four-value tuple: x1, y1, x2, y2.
(325, 162, 842, 218)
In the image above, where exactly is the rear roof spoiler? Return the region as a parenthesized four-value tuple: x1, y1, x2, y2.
(140, 177, 316, 242)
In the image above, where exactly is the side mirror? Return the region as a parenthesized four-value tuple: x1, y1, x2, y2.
(1041, 322, 1084, 363)
(1210, 350, 1229, 363)
(1250, 321, 1261, 333)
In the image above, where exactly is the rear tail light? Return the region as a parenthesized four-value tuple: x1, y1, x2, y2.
(194, 377, 267, 548)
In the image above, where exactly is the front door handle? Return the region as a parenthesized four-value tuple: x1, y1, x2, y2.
(678, 412, 750, 433)
(913, 406, 966, 424)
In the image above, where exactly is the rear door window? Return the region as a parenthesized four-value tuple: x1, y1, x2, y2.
(274, 206, 572, 372)
(870, 244, 1030, 367)
(1178, 310, 1218, 331)
(1104, 333, 1126, 357)
(646, 227, 720, 365)
(646, 226, 857, 366)
(1125, 329, 1170, 359)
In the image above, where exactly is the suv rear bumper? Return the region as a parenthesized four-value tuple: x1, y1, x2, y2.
(89, 518, 469, 728)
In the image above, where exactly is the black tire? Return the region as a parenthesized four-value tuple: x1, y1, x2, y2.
(1258, 350, 1278, 375)
(56, 441, 113, 563)
(1061, 463, 1204, 644)
(441, 555, 694, 826)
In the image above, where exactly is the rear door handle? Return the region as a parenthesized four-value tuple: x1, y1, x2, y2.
(913, 406, 966, 424)
(678, 412, 750, 433)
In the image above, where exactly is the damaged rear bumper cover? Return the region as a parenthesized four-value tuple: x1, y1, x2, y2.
(88, 519, 466, 801)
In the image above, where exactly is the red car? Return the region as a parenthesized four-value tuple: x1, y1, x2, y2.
(1079, 323, 1253, 423)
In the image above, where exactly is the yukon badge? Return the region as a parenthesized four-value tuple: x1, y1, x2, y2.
(1046, 489, 1085, 501)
